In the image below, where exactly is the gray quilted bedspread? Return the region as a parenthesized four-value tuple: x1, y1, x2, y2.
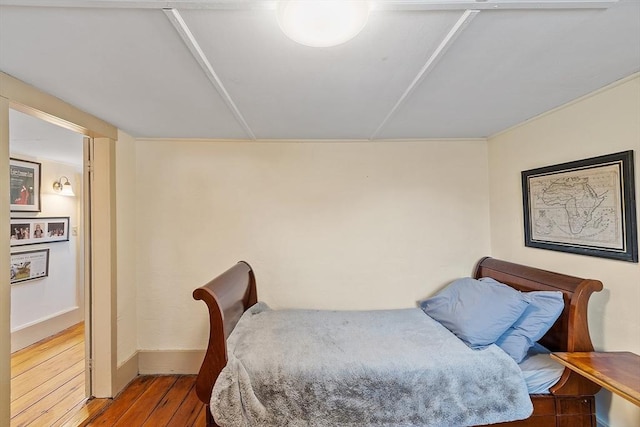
(211, 303, 533, 427)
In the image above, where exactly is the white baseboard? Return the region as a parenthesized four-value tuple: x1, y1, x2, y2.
(138, 350, 205, 375)
(115, 351, 139, 395)
(11, 307, 83, 352)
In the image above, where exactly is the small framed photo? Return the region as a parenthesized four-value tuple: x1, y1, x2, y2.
(10, 248, 50, 284)
(522, 150, 637, 262)
(10, 158, 41, 212)
(10, 217, 70, 247)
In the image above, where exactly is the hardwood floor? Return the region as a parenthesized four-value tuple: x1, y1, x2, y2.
(10, 322, 96, 427)
(81, 375, 206, 426)
(11, 321, 206, 426)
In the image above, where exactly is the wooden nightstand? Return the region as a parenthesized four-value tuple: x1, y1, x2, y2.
(551, 352, 640, 407)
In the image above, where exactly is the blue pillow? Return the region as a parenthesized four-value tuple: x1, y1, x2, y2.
(495, 291, 564, 363)
(419, 277, 529, 348)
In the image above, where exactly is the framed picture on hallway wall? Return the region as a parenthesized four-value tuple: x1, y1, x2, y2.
(10, 158, 41, 212)
(522, 150, 637, 263)
(10, 217, 70, 247)
(10, 249, 50, 285)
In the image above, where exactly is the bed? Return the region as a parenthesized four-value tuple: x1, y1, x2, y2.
(193, 257, 603, 427)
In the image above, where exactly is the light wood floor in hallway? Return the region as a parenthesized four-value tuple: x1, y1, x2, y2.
(11, 322, 95, 426)
(11, 322, 206, 426)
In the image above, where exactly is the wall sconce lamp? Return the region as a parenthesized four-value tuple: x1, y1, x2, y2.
(52, 176, 75, 197)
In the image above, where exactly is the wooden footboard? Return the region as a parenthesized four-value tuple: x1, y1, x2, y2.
(192, 261, 257, 423)
(194, 257, 603, 427)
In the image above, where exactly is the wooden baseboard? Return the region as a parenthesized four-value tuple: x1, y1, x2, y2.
(138, 350, 205, 375)
(11, 307, 83, 352)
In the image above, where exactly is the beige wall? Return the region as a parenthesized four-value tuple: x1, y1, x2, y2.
(116, 130, 137, 367)
(134, 139, 491, 351)
(488, 75, 640, 427)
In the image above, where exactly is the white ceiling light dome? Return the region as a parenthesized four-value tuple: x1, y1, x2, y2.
(277, 0, 370, 48)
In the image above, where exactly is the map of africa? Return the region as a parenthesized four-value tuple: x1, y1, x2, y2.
(528, 164, 623, 250)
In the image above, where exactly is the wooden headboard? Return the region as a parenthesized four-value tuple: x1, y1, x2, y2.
(474, 257, 603, 395)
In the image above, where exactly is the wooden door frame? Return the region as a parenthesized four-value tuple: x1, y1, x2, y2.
(1, 96, 11, 427)
(0, 73, 119, 426)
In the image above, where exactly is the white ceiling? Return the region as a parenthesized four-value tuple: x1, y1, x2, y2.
(9, 109, 84, 167)
(1, 0, 639, 141)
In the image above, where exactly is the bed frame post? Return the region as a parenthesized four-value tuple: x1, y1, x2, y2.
(193, 261, 257, 426)
(205, 406, 217, 427)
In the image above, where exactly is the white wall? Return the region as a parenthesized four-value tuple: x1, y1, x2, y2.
(9, 157, 83, 351)
(488, 75, 640, 427)
(116, 130, 138, 367)
(135, 139, 491, 351)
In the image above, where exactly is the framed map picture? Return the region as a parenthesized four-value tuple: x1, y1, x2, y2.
(522, 150, 637, 262)
(10, 158, 41, 212)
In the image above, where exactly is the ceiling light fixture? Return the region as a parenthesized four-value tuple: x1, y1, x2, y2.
(52, 176, 75, 197)
(276, 0, 370, 48)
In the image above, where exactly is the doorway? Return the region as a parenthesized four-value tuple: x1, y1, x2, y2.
(8, 108, 89, 425)
(1, 73, 119, 426)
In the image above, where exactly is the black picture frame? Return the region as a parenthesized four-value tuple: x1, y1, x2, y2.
(522, 150, 637, 262)
(10, 248, 50, 284)
(10, 158, 41, 212)
(10, 217, 71, 247)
